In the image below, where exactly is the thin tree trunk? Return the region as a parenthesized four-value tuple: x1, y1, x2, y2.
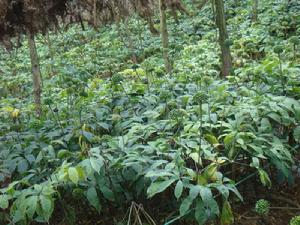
(147, 17, 159, 35)
(93, 0, 97, 27)
(252, 0, 258, 22)
(211, 0, 218, 48)
(195, 0, 208, 10)
(124, 19, 138, 64)
(159, 0, 172, 74)
(215, 0, 232, 77)
(45, 32, 55, 77)
(27, 31, 42, 117)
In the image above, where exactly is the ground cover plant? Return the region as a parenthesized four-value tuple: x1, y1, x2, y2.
(0, 0, 300, 224)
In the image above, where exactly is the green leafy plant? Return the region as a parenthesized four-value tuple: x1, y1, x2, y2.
(290, 215, 300, 225)
(1, 1, 300, 224)
(289, 36, 299, 60)
(255, 199, 270, 215)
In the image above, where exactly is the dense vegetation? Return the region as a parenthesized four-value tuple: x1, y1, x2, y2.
(0, 0, 300, 224)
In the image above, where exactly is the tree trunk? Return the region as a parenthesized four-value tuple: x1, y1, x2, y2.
(215, 0, 232, 77)
(159, 0, 172, 74)
(195, 0, 208, 10)
(27, 31, 42, 117)
(252, 0, 258, 22)
(45, 31, 55, 77)
(124, 19, 138, 64)
(93, 0, 97, 27)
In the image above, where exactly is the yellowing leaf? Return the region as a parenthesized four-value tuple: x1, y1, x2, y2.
(68, 167, 79, 184)
(258, 169, 272, 188)
(204, 134, 219, 145)
(221, 201, 234, 225)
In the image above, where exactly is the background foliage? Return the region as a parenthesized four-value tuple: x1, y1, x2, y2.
(0, 0, 300, 224)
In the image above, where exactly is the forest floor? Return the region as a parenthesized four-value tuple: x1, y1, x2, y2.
(51, 177, 300, 225)
(234, 181, 300, 225)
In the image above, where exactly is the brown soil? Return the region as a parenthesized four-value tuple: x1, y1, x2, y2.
(49, 178, 300, 225)
(234, 180, 300, 225)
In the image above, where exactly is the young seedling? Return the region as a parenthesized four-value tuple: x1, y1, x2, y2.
(273, 45, 285, 93)
(203, 76, 213, 131)
(289, 36, 299, 61)
(44, 98, 64, 135)
(169, 108, 188, 133)
(245, 42, 257, 60)
(159, 90, 172, 115)
(132, 64, 150, 93)
(193, 91, 208, 176)
(111, 74, 126, 95)
(132, 64, 142, 82)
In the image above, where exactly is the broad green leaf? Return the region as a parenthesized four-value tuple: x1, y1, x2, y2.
(197, 175, 208, 185)
(215, 185, 230, 199)
(195, 200, 208, 225)
(204, 134, 219, 145)
(208, 198, 220, 216)
(12, 209, 24, 223)
(236, 138, 244, 146)
(190, 153, 202, 166)
(199, 186, 213, 203)
(26, 195, 38, 219)
(260, 118, 272, 132)
(258, 169, 272, 188)
(17, 159, 28, 173)
(189, 185, 200, 200)
(86, 187, 101, 212)
(90, 157, 104, 173)
(174, 180, 183, 199)
(268, 113, 281, 123)
(228, 146, 238, 159)
(203, 163, 218, 181)
(250, 157, 260, 168)
(187, 168, 197, 180)
(41, 184, 56, 196)
(76, 166, 86, 180)
(82, 131, 94, 142)
(195, 198, 220, 225)
(179, 197, 193, 216)
(224, 133, 235, 147)
(51, 140, 67, 148)
(145, 170, 174, 178)
(57, 150, 72, 159)
(147, 179, 176, 198)
(0, 194, 9, 209)
(226, 184, 243, 202)
(100, 185, 115, 201)
(68, 167, 79, 184)
(98, 122, 110, 130)
(293, 126, 300, 141)
(39, 195, 53, 221)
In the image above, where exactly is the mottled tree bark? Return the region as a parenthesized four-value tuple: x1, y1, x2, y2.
(159, 0, 172, 74)
(193, 0, 208, 10)
(27, 30, 42, 117)
(124, 19, 138, 63)
(45, 31, 55, 77)
(252, 0, 258, 22)
(215, 0, 233, 77)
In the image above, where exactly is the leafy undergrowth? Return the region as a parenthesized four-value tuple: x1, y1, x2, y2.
(1, 0, 300, 224)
